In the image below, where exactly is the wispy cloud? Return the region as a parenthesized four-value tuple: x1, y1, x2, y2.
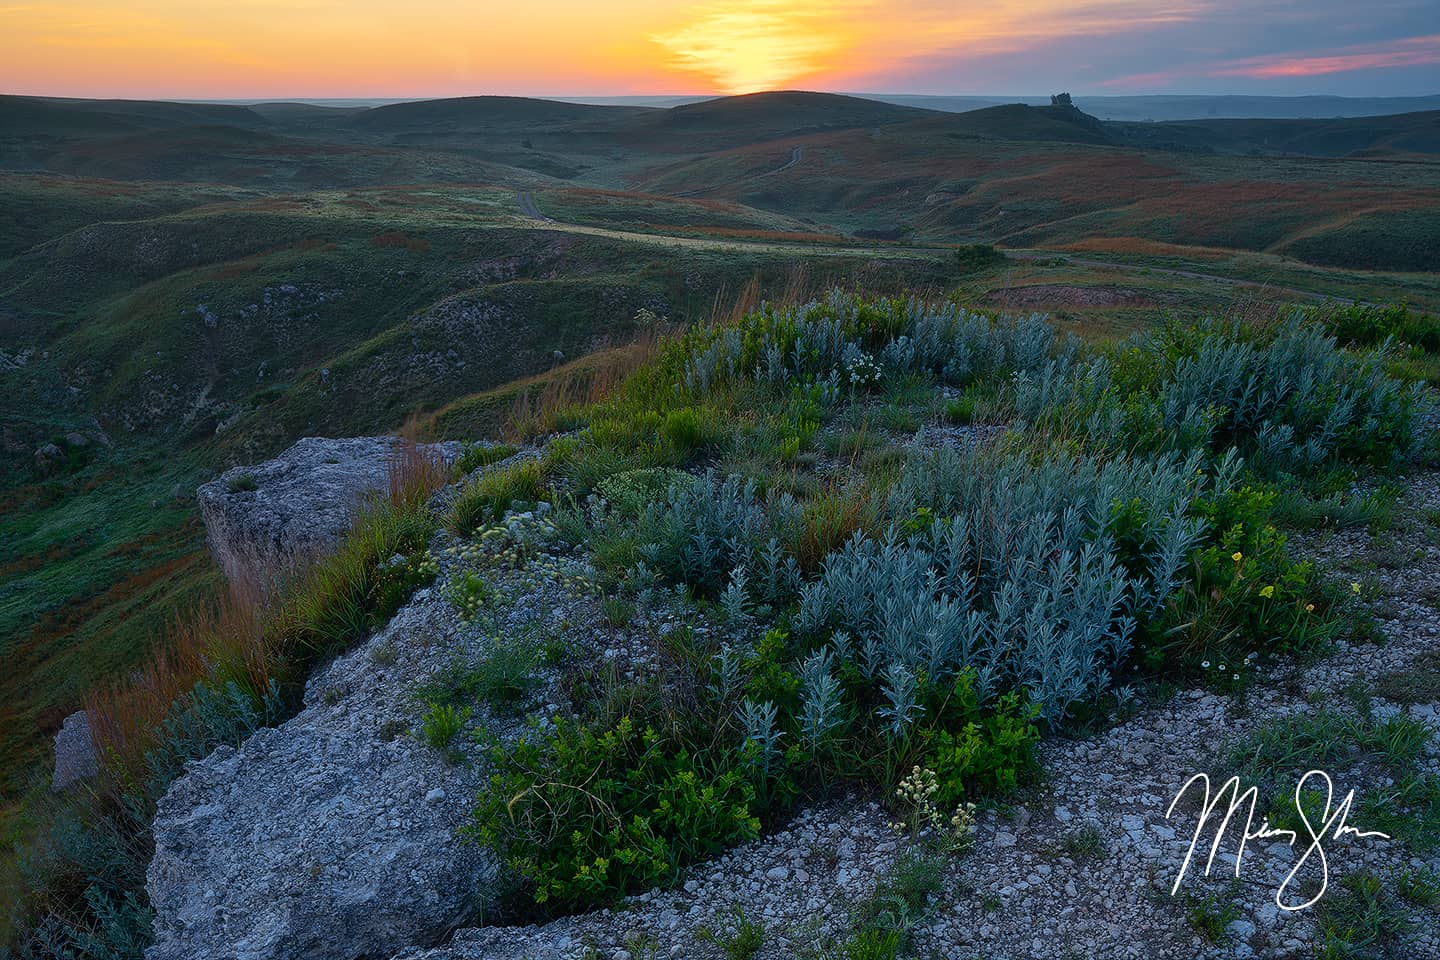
(1212, 34, 1440, 78)
(1101, 32, 1440, 87)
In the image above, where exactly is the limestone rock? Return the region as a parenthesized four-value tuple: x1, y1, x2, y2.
(52, 710, 98, 791)
(146, 598, 493, 960)
(197, 436, 459, 586)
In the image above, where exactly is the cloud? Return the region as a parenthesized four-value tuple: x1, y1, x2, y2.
(651, 0, 1209, 93)
(1100, 32, 1440, 87)
(1212, 34, 1440, 78)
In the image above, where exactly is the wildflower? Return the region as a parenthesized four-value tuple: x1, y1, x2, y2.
(1351, 582, 1362, 595)
(1259, 585, 1275, 599)
(1305, 603, 1315, 613)
(1231, 551, 1243, 562)
(1232, 674, 1239, 680)
(1201, 660, 1211, 668)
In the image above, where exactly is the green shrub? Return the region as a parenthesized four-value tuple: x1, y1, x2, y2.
(449, 459, 547, 534)
(1314, 303, 1440, 353)
(226, 473, 258, 493)
(923, 677, 1041, 809)
(952, 243, 1006, 273)
(470, 715, 762, 911)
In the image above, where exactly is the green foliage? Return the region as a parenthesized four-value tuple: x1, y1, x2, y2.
(420, 702, 470, 755)
(1147, 481, 1341, 675)
(923, 678, 1041, 809)
(226, 473, 258, 493)
(1314, 303, 1440, 353)
(449, 459, 547, 534)
(1184, 886, 1241, 944)
(822, 849, 944, 959)
(454, 442, 520, 476)
(419, 638, 542, 712)
(951, 243, 1005, 273)
(470, 715, 762, 912)
(369, 549, 439, 623)
(445, 571, 493, 624)
(698, 905, 767, 960)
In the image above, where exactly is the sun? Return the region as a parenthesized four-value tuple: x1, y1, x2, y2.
(651, 1, 854, 93)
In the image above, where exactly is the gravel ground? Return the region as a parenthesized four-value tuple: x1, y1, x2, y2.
(395, 467, 1440, 960)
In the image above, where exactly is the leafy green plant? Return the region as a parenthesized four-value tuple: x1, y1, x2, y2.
(226, 473, 258, 493)
(470, 715, 762, 912)
(420, 702, 470, 754)
(369, 549, 439, 623)
(445, 571, 492, 624)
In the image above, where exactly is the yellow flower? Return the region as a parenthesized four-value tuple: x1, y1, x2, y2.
(1351, 582, 1362, 595)
(1305, 603, 1316, 613)
(1259, 585, 1275, 598)
(1231, 551, 1243, 562)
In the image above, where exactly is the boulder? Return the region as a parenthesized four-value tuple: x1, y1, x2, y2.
(198, 437, 460, 586)
(146, 596, 494, 960)
(52, 710, 98, 791)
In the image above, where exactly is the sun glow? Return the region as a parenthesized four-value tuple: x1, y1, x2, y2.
(0, 0, 1433, 98)
(650, 1, 854, 94)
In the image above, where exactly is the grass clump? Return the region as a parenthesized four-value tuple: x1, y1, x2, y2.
(454, 442, 520, 476)
(226, 472, 258, 493)
(698, 905, 767, 960)
(449, 458, 547, 535)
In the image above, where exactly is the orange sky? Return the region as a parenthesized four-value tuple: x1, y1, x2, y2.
(2, 0, 1437, 98)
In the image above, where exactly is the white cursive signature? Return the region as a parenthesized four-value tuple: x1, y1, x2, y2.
(1166, 769, 1390, 910)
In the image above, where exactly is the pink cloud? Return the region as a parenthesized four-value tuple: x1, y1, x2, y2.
(1101, 33, 1440, 88)
(1214, 39, 1440, 78)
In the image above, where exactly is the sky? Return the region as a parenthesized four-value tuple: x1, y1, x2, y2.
(2, 0, 1437, 100)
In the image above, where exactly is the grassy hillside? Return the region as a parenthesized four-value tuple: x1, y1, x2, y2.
(3, 89, 1439, 938)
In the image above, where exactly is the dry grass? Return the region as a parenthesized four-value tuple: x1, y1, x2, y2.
(506, 335, 664, 441)
(84, 577, 269, 785)
(81, 441, 445, 788)
(389, 427, 450, 508)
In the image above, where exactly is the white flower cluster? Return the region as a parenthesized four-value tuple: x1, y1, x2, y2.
(887, 765, 978, 855)
(843, 352, 882, 388)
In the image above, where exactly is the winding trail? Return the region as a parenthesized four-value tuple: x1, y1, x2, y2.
(511, 186, 1354, 305)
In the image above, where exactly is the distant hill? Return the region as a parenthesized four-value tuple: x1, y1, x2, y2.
(0, 96, 267, 137)
(1112, 110, 1440, 157)
(867, 93, 1440, 122)
(349, 95, 653, 134)
(634, 91, 937, 151)
(926, 102, 1114, 145)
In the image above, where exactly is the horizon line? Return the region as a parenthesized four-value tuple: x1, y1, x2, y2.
(8, 89, 1440, 106)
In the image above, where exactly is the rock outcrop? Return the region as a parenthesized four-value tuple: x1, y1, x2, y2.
(146, 594, 494, 960)
(197, 436, 460, 586)
(51, 710, 98, 791)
